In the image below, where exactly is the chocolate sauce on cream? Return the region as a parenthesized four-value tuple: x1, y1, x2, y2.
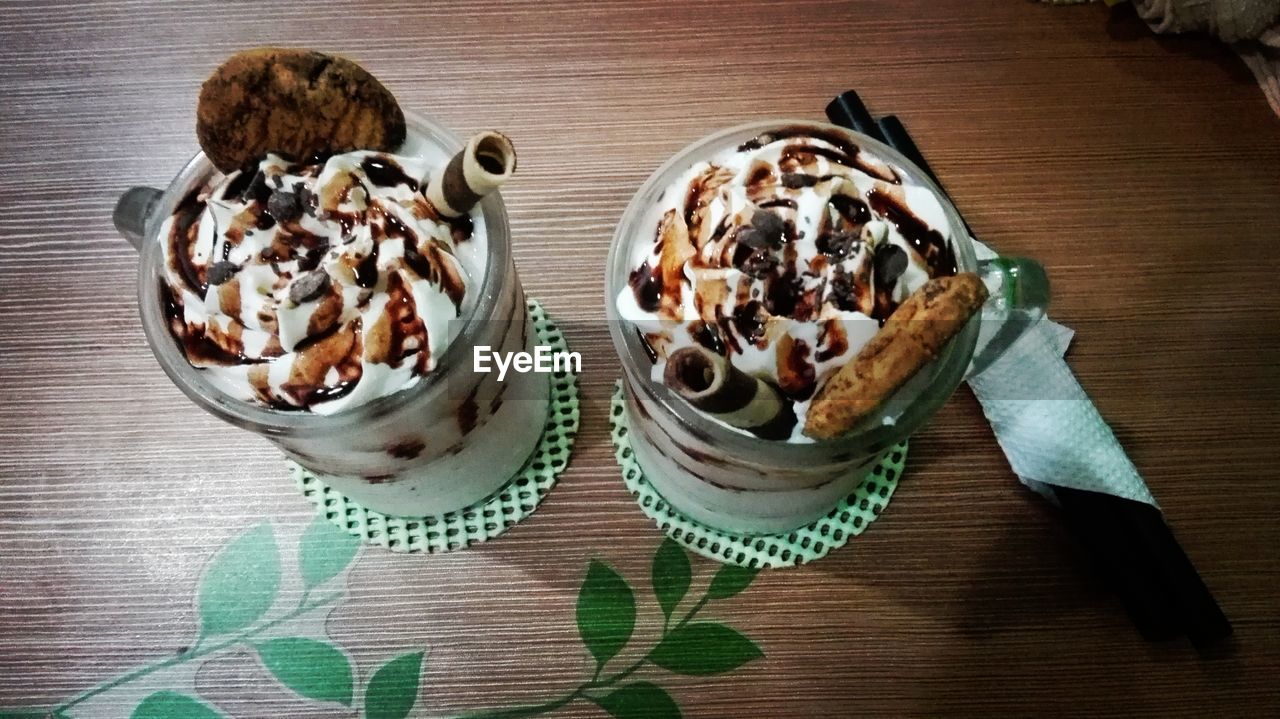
(159, 281, 258, 366)
(779, 337, 816, 400)
(731, 300, 767, 346)
(689, 321, 726, 356)
(868, 188, 957, 278)
(158, 150, 479, 413)
(170, 189, 207, 294)
(629, 261, 663, 313)
(757, 198, 798, 210)
(360, 156, 419, 191)
(354, 241, 380, 288)
(618, 127, 955, 440)
(815, 319, 849, 363)
(739, 125, 900, 183)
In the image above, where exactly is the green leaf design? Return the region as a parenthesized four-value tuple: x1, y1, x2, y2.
(648, 622, 762, 676)
(593, 682, 682, 719)
(651, 539, 691, 624)
(706, 563, 758, 600)
(298, 514, 361, 592)
(364, 651, 424, 719)
(197, 523, 281, 638)
(130, 691, 224, 719)
(254, 637, 353, 705)
(576, 559, 636, 672)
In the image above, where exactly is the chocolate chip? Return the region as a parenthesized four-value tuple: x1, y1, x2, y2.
(739, 250, 779, 279)
(267, 190, 302, 222)
(873, 244, 909, 287)
(781, 172, 819, 189)
(817, 231, 861, 260)
(752, 210, 786, 242)
(255, 211, 276, 230)
(289, 271, 331, 304)
(206, 261, 238, 286)
(298, 186, 319, 217)
(737, 228, 769, 250)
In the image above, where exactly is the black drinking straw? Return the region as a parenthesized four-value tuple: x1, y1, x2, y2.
(825, 90, 881, 138)
(824, 91, 1231, 650)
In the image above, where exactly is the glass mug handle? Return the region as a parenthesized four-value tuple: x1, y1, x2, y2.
(113, 186, 163, 251)
(967, 257, 1051, 377)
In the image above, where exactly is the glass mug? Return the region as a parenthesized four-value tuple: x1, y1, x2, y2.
(113, 111, 550, 516)
(605, 119, 1049, 535)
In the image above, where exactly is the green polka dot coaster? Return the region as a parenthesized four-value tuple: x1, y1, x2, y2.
(609, 382, 905, 569)
(294, 300, 578, 553)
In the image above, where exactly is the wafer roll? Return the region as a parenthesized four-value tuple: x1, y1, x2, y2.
(804, 273, 988, 440)
(424, 131, 516, 217)
(664, 346, 795, 440)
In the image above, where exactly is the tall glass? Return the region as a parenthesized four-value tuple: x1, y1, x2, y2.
(114, 111, 550, 516)
(605, 120, 1048, 535)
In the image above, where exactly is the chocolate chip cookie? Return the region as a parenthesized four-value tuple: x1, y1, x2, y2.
(197, 48, 406, 173)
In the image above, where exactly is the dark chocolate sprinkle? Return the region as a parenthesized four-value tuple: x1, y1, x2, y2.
(206, 261, 238, 286)
(818, 231, 861, 260)
(267, 190, 302, 222)
(737, 133, 775, 152)
(289, 271, 331, 304)
(298, 185, 319, 217)
(781, 172, 819, 189)
(830, 267, 858, 311)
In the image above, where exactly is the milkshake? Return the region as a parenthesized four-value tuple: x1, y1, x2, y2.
(608, 120, 1044, 534)
(117, 50, 549, 516)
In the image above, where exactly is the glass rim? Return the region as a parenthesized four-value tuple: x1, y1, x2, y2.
(136, 109, 511, 435)
(604, 117, 981, 457)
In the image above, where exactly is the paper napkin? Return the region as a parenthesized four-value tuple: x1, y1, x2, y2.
(966, 241, 1157, 506)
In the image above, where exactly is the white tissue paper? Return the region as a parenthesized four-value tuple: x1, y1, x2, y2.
(966, 240, 1157, 506)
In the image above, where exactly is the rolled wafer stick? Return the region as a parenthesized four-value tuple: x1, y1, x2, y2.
(804, 273, 988, 440)
(424, 131, 516, 217)
(664, 346, 796, 440)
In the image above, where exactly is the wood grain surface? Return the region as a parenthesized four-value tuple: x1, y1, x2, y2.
(2, 1, 1279, 717)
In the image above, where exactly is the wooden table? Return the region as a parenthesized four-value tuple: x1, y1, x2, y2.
(2, 1, 1278, 716)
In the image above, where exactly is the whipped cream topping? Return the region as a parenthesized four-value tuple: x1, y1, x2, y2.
(159, 150, 482, 414)
(616, 127, 958, 441)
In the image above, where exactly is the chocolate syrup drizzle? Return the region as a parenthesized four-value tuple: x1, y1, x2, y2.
(161, 152, 471, 411)
(867, 188, 957, 278)
(360, 156, 419, 191)
(737, 125, 901, 184)
(629, 128, 961, 433)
